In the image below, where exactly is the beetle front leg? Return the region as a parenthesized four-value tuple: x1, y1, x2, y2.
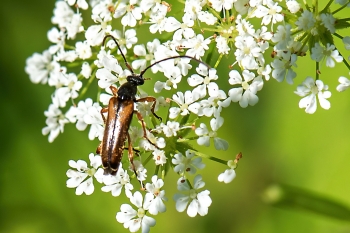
(136, 96, 162, 121)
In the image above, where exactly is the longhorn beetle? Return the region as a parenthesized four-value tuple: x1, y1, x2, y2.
(97, 35, 208, 178)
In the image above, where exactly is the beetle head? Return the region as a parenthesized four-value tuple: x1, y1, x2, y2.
(127, 75, 144, 86)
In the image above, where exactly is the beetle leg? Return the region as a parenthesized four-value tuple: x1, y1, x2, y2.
(127, 133, 144, 189)
(109, 85, 118, 96)
(124, 147, 140, 155)
(96, 141, 102, 154)
(135, 97, 162, 121)
(135, 110, 159, 149)
(100, 107, 108, 124)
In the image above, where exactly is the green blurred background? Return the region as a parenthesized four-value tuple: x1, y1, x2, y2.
(1, 0, 350, 232)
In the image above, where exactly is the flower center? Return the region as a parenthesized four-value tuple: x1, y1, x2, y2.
(204, 76, 210, 85)
(137, 208, 145, 218)
(209, 131, 217, 138)
(189, 189, 197, 199)
(87, 168, 96, 177)
(242, 81, 249, 90)
(180, 103, 188, 111)
(145, 54, 153, 61)
(310, 85, 318, 94)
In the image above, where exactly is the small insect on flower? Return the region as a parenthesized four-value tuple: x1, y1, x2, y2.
(97, 35, 209, 180)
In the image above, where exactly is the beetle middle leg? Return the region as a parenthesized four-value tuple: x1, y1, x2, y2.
(135, 110, 159, 148)
(136, 96, 162, 121)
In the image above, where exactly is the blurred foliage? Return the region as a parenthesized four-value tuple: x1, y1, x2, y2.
(1, 0, 350, 233)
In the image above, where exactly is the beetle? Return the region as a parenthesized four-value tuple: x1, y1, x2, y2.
(97, 35, 207, 178)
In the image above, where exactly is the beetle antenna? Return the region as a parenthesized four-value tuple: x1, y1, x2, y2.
(139, 55, 210, 77)
(103, 35, 134, 73)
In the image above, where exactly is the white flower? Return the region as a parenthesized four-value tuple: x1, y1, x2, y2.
(172, 150, 205, 174)
(51, 73, 82, 108)
(184, 34, 211, 59)
(171, 15, 195, 40)
(133, 160, 148, 182)
(295, 10, 315, 31)
(254, 0, 284, 27)
(113, 0, 142, 27)
(107, 29, 138, 55)
(42, 104, 69, 142)
(209, 0, 235, 12)
(271, 24, 292, 50)
(116, 191, 156, 233)
(95, 57, 125, 88)
(320, 13, 336, 33)
(101, 166, 134, 198)
(343, 36, 350, 50)
(81, 62, 92, 79)
(311, 43, 343, 67)
(286, 0, 300, 13)
(218, 168, 236, 183)
(91, 0, 114, 22)
(173, 175, 212, 217)
(271, 51, 297, 84)
(132, 39, 160, 71)
(152, 149, 167, 165)
(294, 77, 331, 114)
(66, 153, 104, 195)
(144, 175, 167, 215)
(85, 17, 112, 46)
(215, 35, 230, 54)
(169, 91, 201, 118)
(200, 89, 230, 117)
(188, 64, 219, 98)
(335, 0, 350, 6)
(25, 50, 60, 84)
(184, 0, 203, 20)
(197, 11, 217, 25)
(336, 75, 350, 92)
(218, 160, 237, 183)
(234, 35, 262, 70)
(66, 98, 104, 140)
(154, 66, 182, 92)
(162, 121, 180, 137)
(47, 27, 65, 54)
(228, 70, 263, 108)
(52, 1, 83, 39)
(75, 41, 92, 59)
(148, 6, 168, 34)
(66, 0, 88, 10)
(195, 117, 229, 150)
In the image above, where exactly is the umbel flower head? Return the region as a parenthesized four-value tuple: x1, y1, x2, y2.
(25, 0, 349, 232)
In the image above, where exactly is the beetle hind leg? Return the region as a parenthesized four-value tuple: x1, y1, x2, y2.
(127, 133, 144, 189)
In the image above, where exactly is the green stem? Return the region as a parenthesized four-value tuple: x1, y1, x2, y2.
(338, 50, 350, 70)
(320, 0, 334, 13)
(79, 63, 96, 99)
(214, 54, 223, 69)
(193, 150, 227, 165)
(333, 33, 343, 40)
(332, 1, 349, 14)
(143, 153, 153, 166)
(208, 7, 223, 22)
(200, 27, 221, 33)
(337, 18, 350, 22)
(316, 62, 319, 80)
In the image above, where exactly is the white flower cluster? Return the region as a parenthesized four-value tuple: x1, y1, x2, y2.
(25, 0, 349, 231)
